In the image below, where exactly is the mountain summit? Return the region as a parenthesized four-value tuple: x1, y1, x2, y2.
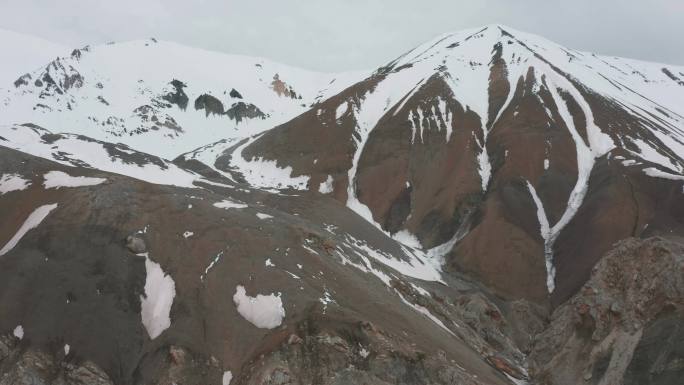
(1, 25, 683, 385)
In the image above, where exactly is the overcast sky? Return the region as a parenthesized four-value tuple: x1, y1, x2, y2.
(1, 0, 682, 72)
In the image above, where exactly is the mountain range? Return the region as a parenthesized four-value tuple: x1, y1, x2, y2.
(1, 24, 683, 385)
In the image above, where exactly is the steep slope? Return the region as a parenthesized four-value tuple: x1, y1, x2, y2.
(0, 28, 68, 87)
(206, 24, 684, 304)
(0, 145, 534, 385)
(0, 38, 365, 159)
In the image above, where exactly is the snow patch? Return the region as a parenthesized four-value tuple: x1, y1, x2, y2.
(13, 325, 24, 340)
(643, 167, 684, 181)
(213, 200, 248, 209)
(42, 170, 106, 189)
(0, 174, 31, 194)
(140, 253, 176, 339)
(230, 137, 309, 190)
(0, 203, 58, 256)
(182, 231, 194, 238)
(392, 230, 423, 249)
(336, 102, 348, 120)
(256, 212, 273, 220)
(222, 371, 233, 385)
(233, 285, 285, 329)
(318, 175, 334, 194)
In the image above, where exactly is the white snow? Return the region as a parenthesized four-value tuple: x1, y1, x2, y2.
(222, 371, 233, 385)
(630, 138, 683, 173)
(643, 167, 684, 181)
(526, 182, 555, 292)
(392, 230, 423, 249)
(232, 285, 285, 329)
(396, 291, 455, 336)
(201, 251, 224, 281)
(0, 203, 58, 256)
(0, 173, 31, 194)
(213, 199, 248, 209)
(42, 170, 106, 189)
(64, 344, 70, 355)
(230, 136, 309, 190)
(182, 231, 194, 238)
(0, 36, 365, 160)
(339, 233, 443, 283)
(139, 252, 176, 339)
(256, 212, 273, 220)
(0, 28, 68, 87)
(318, 175, 334, 194)
(265, 258, 275, 267)
(13, 325, 24, 340)
(1, 125, 199, 188)
(336, 102, 349, 120)
(524, 65, 615, 294)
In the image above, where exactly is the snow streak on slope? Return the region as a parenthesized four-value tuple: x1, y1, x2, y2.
(524, 66, 614, 293)
(0, 203, 58, 256)
(1, 124, 199, 187)
(0, 28, 68, 87)
(0, 38, 364, 159)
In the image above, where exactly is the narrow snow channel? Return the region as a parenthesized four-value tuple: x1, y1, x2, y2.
(0, 203, 58, 256)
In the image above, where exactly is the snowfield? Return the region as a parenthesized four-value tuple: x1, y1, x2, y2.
(233, 285, 285, 329)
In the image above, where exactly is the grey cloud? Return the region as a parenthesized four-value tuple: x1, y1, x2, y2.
(1, 0, 681, 71)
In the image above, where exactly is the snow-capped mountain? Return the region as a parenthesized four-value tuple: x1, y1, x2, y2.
(1, 25, 684, 385)
(0, 28, 68, 86)
(1, 37, 365, 159)
(206, 24, 684, 303)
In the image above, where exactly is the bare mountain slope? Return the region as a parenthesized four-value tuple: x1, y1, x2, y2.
(204, 25, 684, 304)
(2, 25, 684, 385)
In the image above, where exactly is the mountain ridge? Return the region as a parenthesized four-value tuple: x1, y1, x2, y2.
(1, 24, 683, 385)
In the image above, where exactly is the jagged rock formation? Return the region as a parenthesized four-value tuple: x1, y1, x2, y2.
(529, 237, 684, 384)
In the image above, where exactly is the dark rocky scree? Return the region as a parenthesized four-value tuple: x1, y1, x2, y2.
(0, 148, 540, 385)
(194, 93, 266, 123)
(3, 135, 681, 384)
(161, 79, 189, 111)
(528, 237, 684, 385)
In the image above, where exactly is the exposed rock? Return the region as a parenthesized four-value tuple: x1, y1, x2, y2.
(125, 235, 147, 254)
(161, 79, 189, 110)
(271, 74, 299, 99)
(194, 93, 225, 116)
(13, 73, 31, 88)
(529, 237, 684, 384)
(226, 101, 266, 123)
